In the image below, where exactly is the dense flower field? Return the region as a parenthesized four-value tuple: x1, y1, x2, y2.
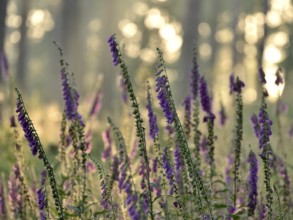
(0, 35, 292, 220)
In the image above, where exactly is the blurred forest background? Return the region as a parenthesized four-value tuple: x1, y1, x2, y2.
(0, 0, 293, 144)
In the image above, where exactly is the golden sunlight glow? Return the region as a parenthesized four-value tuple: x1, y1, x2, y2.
(86, 35, 100, 51)
(7, 1, 17, 14)
(164, 50, 180, 63)
(236, 40, 244, 53)
(122, 22, 138, 38)
(28, 27, 44, 39)
(10, 31, 20, 44)
(266, 10, 282, 28)
(264, 66, 285, 100)
(268, 31, 289, 47)
(244, 15, 258, 44)
(264, 44, 283, 63)
(159, 24, 176, 40)
(199, 43, 212, 60)
(27, 9, 54, 40)
(145, 8, 165, 29)
(215, 28, 233, 44)
(140, 48, 156, 64)
(6, 15, 22, 28)
(244, 44, 257, 58)
(125, 43, 140, 58)
(237, 14, 246, 32)
(165, 35, 182, 53)
(198, 22, 211, 37)
(43, 10, 54, 31)
(88, 19, 101, 32)
(271, 0, 291, 11)
(255, 13, 265, 25)
(283, 5, 293, 22)
(133, 2, 149, 16)
(243, 88, 257, 103)
(31, 10, 45, 26)
(172, 22, 182, 33)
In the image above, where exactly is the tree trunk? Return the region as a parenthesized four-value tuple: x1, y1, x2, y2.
(61, 0, 83, 90)
(180, 0, 201, 98)
(17, 0, 29, 90)
(231, 0, 240, 68)
(0, 0, 8, 77)
(0, 0, 8, 125)
(0, 0, 8, 51)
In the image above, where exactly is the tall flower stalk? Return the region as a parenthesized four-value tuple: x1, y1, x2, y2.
(37, 171, 48, 220)
(155, 48, 213, 218)
(54, 41, 87, 213)
(258, 103, 273, 219)
(229, 74, 245, 206)
(146, 82, 171, 218)
(190, 50, 201, 165)
(89, 155, 115, 218)
(15, 89, 64, 219)
(108, 34, 154, 219)
(182, 96, 191, 140)
(199, 75, 215, 178)
(247, 150, 258, 217)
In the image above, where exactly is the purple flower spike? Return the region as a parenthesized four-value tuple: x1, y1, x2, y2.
(37, 188, 46, 210)
(275, 67, 283, 85)
(190, 54, 200, 100)
(89, 89, 102, 118)
(162, 146, 174, 195)
(199, 76, 212, 114)
(250, 114, 260, 138)
(247, 150, 258, 216)
(182, 96, 192, 137)
(289, 122, 293, 138)
(219, 102, 227, 126)
(155, 67, 174, 124)
(102, 128, 112, 161)
(225, 154, 233, 186)
(183, 96, 191, 120)
(258, 68, 266, 85)
(61, 69, 84, 126)
(199, 76, 215, 122)
(16, 95, 39, 156)
(0, 184, 6, 217)
(119, 73, 128, 103)
(108, 35, 120, 66)
(146, 83, 159, 140)
(86, 161, 97, 173)
(229, 74, 235, 95)
(152, 157, 158, 173)
(276, 99, 288, 116)
(174, 145, 182, 171)
(10, 115, 16, 128)
(230, 74, 245, 94)
(259, 203, 266, 219)
(37, 171, 48, 219)
(258, 105, 273, 152)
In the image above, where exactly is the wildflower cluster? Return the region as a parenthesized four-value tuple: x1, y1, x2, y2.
(0, 34, 291, 220)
